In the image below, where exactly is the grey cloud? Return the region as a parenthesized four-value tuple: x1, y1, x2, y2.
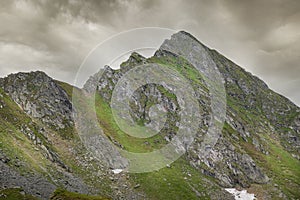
(0, 0, 299, 106)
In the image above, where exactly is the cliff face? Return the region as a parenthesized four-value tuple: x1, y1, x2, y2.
(0, 71, 73, 132)
(0, 31, 299, 200)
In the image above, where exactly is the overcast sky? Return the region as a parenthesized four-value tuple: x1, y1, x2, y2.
(0, 0, 299, 106)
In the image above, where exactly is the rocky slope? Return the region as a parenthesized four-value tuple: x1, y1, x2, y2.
(0, 31, 299, 200)
(83, 31, 300, 199)
(0, 72, 150, 199)
(0, 71, 73, 134)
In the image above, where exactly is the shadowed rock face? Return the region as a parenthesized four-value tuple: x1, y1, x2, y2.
(0, 71, 73, 130)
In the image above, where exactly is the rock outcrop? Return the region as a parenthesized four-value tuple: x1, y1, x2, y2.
(0, 71, 73, 131)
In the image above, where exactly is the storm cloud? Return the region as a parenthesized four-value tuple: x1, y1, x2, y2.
(0, 0, 299, 105)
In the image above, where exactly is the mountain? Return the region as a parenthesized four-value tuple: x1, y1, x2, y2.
(0, 31, 299, 200)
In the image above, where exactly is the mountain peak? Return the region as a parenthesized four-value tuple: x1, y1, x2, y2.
(0, 70, 49, 82)
(122, 52, 146, 65)
(160, 31, 208, 52)
(119, 51, 147, 73)
(2, 31, 300, 199)
(0, 70, 73, 132)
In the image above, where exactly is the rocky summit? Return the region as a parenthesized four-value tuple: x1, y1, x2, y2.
(0, 71, 73, 131)
(0, 31, 299, 200)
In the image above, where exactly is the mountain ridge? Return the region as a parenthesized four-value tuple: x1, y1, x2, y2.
(0, 31, 299, 199)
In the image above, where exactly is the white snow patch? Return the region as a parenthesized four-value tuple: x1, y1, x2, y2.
(112, 169, 123, 174)
(225, 188, 256, 200)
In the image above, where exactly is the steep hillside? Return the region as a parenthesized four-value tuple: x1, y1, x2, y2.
(0, 31, 299, 200)
(83, 31, 300, 199)
(0, 74, 118, 199)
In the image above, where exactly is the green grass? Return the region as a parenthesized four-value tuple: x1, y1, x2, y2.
(0, 188, 38, 200)
(1, 50, 300, 199)
(51, 136, 113, 198)
(90, 60, 223, 199)
(94, 94, 169, 153)
(264, 140, 300, 198)
(240, 133, 300, 199)
(0, 89, 50, 175)
(148, 54, 208, 91)
(92, 83, 218, 199)
(226, 92, 300, 199)
(50, 189, 110, 200)
(131, 157, 216, 200)
(55, 80, 75, 100)
(0, 88, 113, 199)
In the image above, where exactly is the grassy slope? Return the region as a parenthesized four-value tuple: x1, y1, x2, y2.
(1, 52, 299, 199)
(224, 119, 300, 199)
(49, 82, 114, 198)
(95, 93, 225, 199)
(0, 188, 38, 200)
(96, 51, 300, 199)
(0, 85, 111, 199)
(215, 65, 300, 199)
(93, 55, 229, 199)
(55, 80, 74, 100)
(50, 189, 109, 200)
(0, 88, 51, 174)
(226, 91, 300, 198)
